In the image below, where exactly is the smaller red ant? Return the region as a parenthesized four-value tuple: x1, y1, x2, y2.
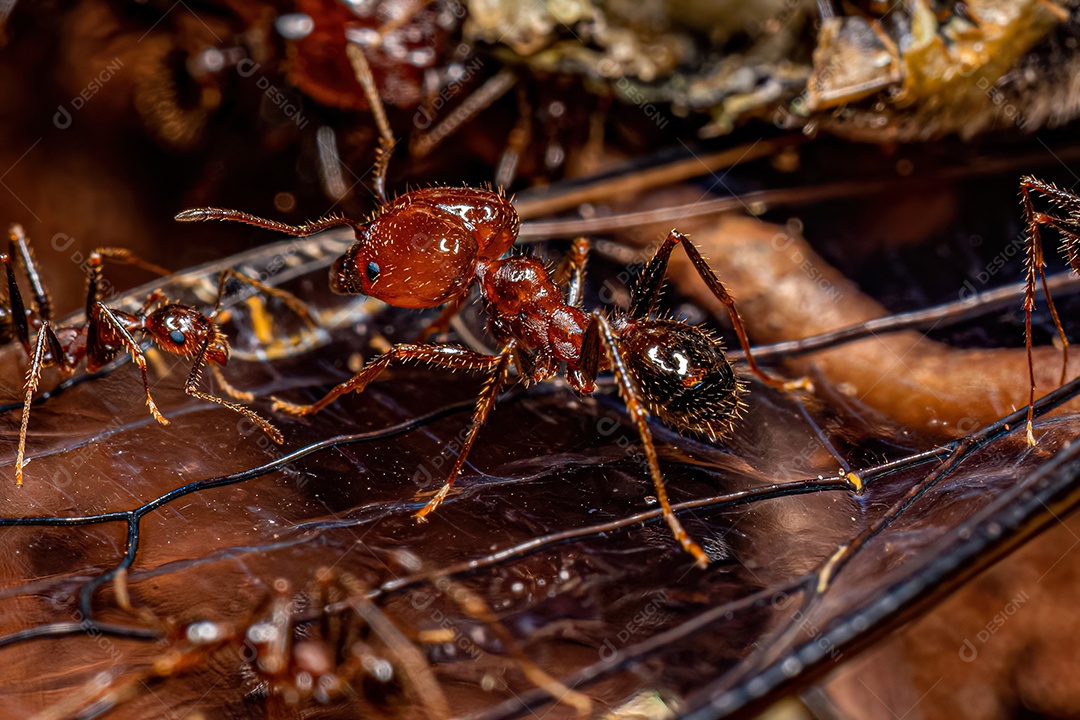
(1, 224, 287, 485)
(1018, 176, 1080, 445)
(176, 48, 808, 567)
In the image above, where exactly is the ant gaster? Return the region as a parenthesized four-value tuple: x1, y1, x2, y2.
(176, 48, 808, 567)
(1, 225, 284, 485)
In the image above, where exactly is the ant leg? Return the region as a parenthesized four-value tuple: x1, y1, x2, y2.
(184, 337, 284, 444)
(269, 343, 510, 516)
(420, 571, 592, 715)
(336, 572, 452, 720)
(554, 236, 589, 308)
(79, 249, 176, 322)
(1019, 177, 1078, 444)
(137, 290, 167, 316)
(82, 250, 172, 325)
(14, 321, 66, 486)
(255, 578, 294, 676)
(84, 252, 107, 319)
(81, 249, 167, 319)
(1022, 208, 1074, 379)
(9, 224, 52, 322)
(345, 42, 395, 203)
(206, 270, 319, 398)
(411, 68, 517, 160)
(415, 345, 514, 520)
(175, 208, 362, 236)
(566, 313, 600, 393)
(2, 249, 32, 353)
(589, 313, 710, 568)
(494, 84, 533, 189)
(271, 343, 505, 416)
(90, 248, 172, 278)
(208, 363, 254, 402)
(212, 269, 318, 330)
(91, 303, 168, 425)
(631, 229, 811, 392)
(415, 293, 469, 343)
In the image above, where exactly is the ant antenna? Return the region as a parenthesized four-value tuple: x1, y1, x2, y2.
(345, 42, 395, 204)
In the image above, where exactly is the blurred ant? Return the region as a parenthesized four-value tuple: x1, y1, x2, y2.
(176, 48, 808, 567)
(1, 225, 287, 485)
(1019, 176, 1080, 445)
(230, 572, 450, 713)
(65, 569, 451, 718)
(74, 563, 585, 718)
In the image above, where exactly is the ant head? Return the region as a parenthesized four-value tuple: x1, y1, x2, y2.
(145, 304, 229, 365)
(619, 320, 746, 441)
(331, 203, 478, 308)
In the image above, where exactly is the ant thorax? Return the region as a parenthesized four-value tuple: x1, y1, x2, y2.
(477, 255, 589, 366)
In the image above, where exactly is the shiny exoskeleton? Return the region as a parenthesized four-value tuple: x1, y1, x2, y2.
(175, 48, 805, 567)
(176, 185, 807, 566)
(1, 225, 283, 485)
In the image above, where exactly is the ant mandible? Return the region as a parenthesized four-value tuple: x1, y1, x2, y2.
(176, 47, 808, 567)
(1018, 176, 1080, 445)
(1, 224, 288, 485)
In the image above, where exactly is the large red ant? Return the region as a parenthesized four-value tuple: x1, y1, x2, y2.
(1019, 176, 1080, 445)
(1, 225, 287, 485)
(176, 49, 808, 567)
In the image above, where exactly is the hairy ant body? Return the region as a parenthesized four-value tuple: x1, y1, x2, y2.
(1018, 176, 1080, 445)
(176, 49, 806, 567)
(1, 225, 285, 485)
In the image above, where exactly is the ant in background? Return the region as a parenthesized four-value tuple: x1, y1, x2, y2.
(176, 47, 809, 567)
(217, 571, 450, 714)
(1019, 176, 1080, 445)
(60, 569, 450, 717)
(71, 561, 588, 717)
(2, 225, 290, 485)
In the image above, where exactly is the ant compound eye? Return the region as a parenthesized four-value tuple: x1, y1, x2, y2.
(366, 261, 381, 284)
(169, 330, 187, 346)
